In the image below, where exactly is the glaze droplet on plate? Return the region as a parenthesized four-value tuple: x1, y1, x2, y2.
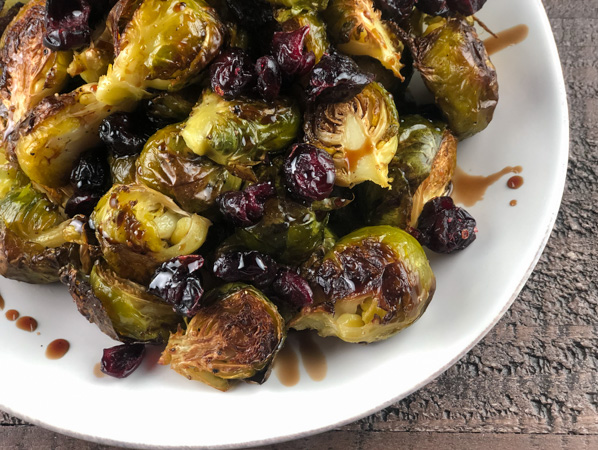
(46, 339, 70, 360)
(5, 309, 18, 321)
(274, 344, 300, 387)
(452, 166, 523, 207)
(484, 24, 530, 56)
(16, 316, 38, 332)
(298, 333, 327, 382)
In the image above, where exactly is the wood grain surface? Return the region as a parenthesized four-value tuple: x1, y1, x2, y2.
(1, 0, 596, 448)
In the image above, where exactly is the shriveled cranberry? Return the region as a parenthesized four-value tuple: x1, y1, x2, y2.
(446, 0, 487, 15)
(415, 197, 478, 253)
(271, 26, 315, 77)
(149, 255, 205, 317)
(256, 56, 282, 101)
(375, 0, 416, 19)
(284, 144, 335, 202)
(100, 343, 145, 379)
(70, 150, 110, 193)
(272, 270, 314, 308)
(44, 0, 92, 51)
(213, 251, 280, 289)
(65, 192, 102, 218)
(416, 0, 450, 15)
(99, 112, 149, 157)
(217, 182, 276, 227)
(306, 52, 374, 104)
(210, 48, 256, 99)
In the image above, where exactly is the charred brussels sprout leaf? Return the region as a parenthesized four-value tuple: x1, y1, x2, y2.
(414, 17, 498, 139)
(136, 123, 242, 214)
(234, 197, 328, 265)
(291, 226, 435, 343)
(92, 184, 211, 284)
(324, 0, 405, 79)
(359, 115, 457, 228)
(275, 9, 330, 63)
(304, 82, 399, 188)
(182, 91, 300, 179)
(0, 0, 73, 137)
(159, 283, 286, 391)
(96, 0, 225, 105)
(14, 84, 135, 188)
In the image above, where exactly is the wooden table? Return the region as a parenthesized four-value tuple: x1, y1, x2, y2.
(1, 0, 595, 448)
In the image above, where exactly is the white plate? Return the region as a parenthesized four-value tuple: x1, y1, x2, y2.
(0, 1, 568, 448)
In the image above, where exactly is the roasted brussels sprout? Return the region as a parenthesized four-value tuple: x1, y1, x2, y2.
(234, 197, 328, 265)
(136, 124, 242, 214)
(13, 84, 135, 188)
(67, 25, 114, 83)
(143, 91, 197, 128)
(92, 184, 211, 284)
(108, 154, 138, 185)
(182, 90, 300, 179)
(265, 0, 328, 11)
(159, 283, 286, 391)
(324, 0, 405, 79)
(359, 115, 457, 228)
(275, 9, 330, 62)
(61, 262, 182, 343)
(0, 153, 26, 199)
(414, 17, 498, 139)
(0, 0, 73, 137)
(304, 82, 399, 188)
(96, 0, 225, 105)
(291, 226, 435, 343)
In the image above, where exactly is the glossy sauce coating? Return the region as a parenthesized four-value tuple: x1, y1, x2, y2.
(5, 309, 19, 321)
(507, 175, 524, 189)
(452, 166, 522, 207)
(16, 316, 38, 332)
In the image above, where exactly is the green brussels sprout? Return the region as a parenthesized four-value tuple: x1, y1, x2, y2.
(61, 262, 182, 343)
(159, 283, 286, 391)
(324, 0, 405, 79)
(13, 84, 135, 188)
(0, 153, 26, 199)
(67, 25, 114, 83)
(143, 91, 197, 127)
(109, 154, 138, 185)
(359, 115, 457, 229)
(92, 184, 211, 284)
(275, 9, 330, 62)
(96, 0, 225, 105)
(182, 90, 301, 179)
(304, 82, 399, 188)
(265, 0, 328, 11)
(414, 17, 499, 140)
(234, 197, 328, 265)
(290, 226, 435, 343)
(0, 0, 73, 137)
(136, 123, 242, 214)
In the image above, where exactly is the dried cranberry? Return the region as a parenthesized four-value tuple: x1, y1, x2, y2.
(271, 27, 315, 77)
(210, 48, 256, 100)
(256, 55, 282, 101)
(284, 144, 335, 202)
(446, 0, 487, 15)
(64, 192, 102, 218)
(70, 150, 110, 193)
(100, 343, 145, 379)
(44, 0, 92, 51)
(99, 112, 149, 157)
(416, 0, 450, 15)
(375, 0, 416, 19)
(213, 251, 280, 289)
(415, 197, 478, 253)
(272, 270, 313, 308)
(306, 52, 374, 104)
(216, 182, 276, 227)
(149, 255, 205, 317)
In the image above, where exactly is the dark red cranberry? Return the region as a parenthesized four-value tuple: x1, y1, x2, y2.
(415, 196, 478, 253)
(100, 344, 145, 379)
(256, 55, 282, 101)
(416, 0, 450, 15)
(272, 270, 313, 308)
(70, 150, 110, 193)
(271, 26, 315, 77)
(446, 0, 487, 15)
(210, 48, 256, 99)
(44, 0, 92, 51)
(99, 112, 149, 157)
(375, 0, 416, 19)
(284, 144, 335, 202)
(149, 255, 205, 317)
(64, 192, 102, 218)
(213, 251, 280, 289)
(306, 52, 374, 104)
(216, 182, 276, 227)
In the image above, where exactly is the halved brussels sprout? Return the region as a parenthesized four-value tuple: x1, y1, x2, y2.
(67, 24, 114, 83)
(159, 283, 286, 391)
(182, 90, 300, 179)
(275, 9, 330, 62)
(414, 17, 498, 139)
(14, 84, 135, 188)
(96, 0, 225, 105)
(0, 184, 78, 283)
(61, 262, 182, 343)
(0, 0, 73, 137)
(324, 0, 405, 79)
(304, 82, 399, 188)
(359, 115, 457, 229)
(234, 197, 328, 265)
(290, 226, 435, 343)
(136, 123, 242, 214)
(92, 184, 211, 284)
